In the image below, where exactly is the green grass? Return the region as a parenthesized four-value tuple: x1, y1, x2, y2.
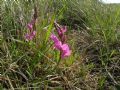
(0, 0, 120, 90)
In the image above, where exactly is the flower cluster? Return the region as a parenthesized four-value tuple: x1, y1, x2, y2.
(50, 22, 71, 59)
(54, 21, 67, 43)
(25, 19, 36, 41)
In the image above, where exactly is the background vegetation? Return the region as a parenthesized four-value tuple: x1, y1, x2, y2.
(0, 0, 120, 89)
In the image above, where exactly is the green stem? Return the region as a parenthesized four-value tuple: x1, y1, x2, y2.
(53, 52, 61, 70)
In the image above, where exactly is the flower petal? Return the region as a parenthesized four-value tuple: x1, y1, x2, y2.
(50, 34, 59, 43)
(27, 23, 33, 30)
(61, 44, 71, 58)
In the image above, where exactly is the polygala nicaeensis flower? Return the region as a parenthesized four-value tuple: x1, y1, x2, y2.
(25, 30, 36, 41)
(27, 19, 36, 31)
(25, 18, 36, 41)
(54, 21, 67, 43)
(50, 34, 71, 59)
(61, 44, 71, 58)
(25, 6, 37, 41)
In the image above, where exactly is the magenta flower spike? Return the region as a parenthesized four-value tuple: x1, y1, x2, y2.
(25, 18, 37, 41)
(50, 21, 71, 59)
(50, 34, 71, 59)
(25, 7, 38, 42)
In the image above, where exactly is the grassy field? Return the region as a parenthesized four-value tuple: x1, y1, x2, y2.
(0, 0, 120, 90)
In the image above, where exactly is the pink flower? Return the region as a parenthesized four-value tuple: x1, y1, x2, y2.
(25, 31, 36, 41)
(25, 19, 37, 41)
(27, 19, 36, 30)
(51, 21, 71, 59)
(61, 44, 71, 58)
(50, 34, 62, 50)
(31, 30, 36, 36)
(50, 34, 59, 43)
(54, 21, 67, 43)
(27, 23, 33, 30)
(54, 21, 67, 35)
(50, 34, 71, 58)
(57, 26, 67, 36)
